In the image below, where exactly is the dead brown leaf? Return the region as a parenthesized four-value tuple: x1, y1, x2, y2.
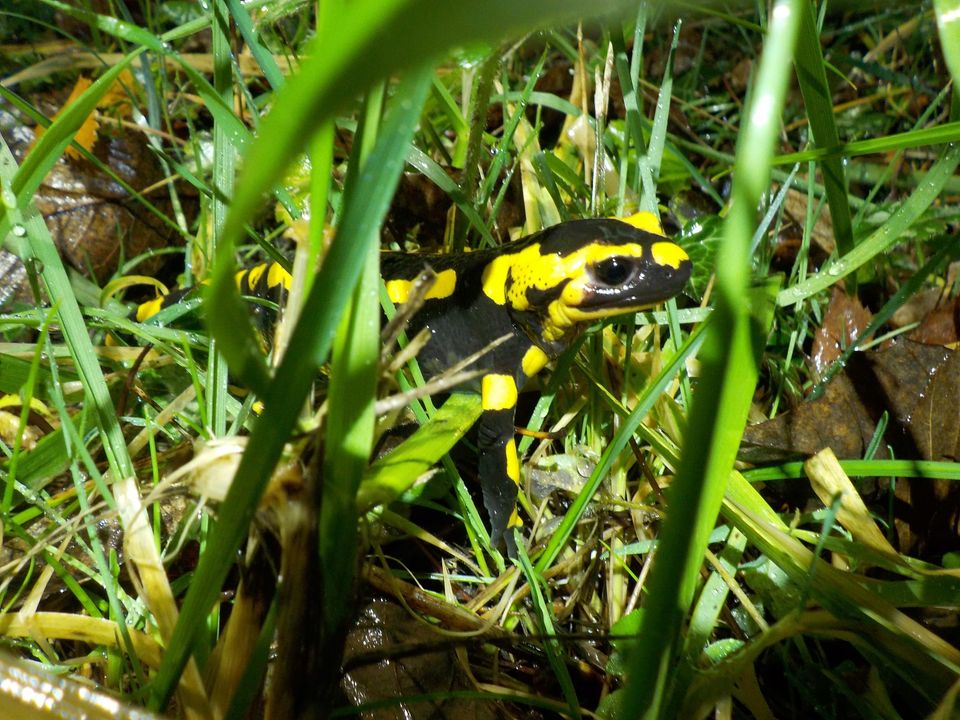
(810, 286, 873, 374)
(908, 295, 960, 346)
(782, 187, 838, 256)
(1, 105, 192, 307)
(34, 126, 184, 282)
(741, 338, 959, 463)
(340, 596, 499, 720)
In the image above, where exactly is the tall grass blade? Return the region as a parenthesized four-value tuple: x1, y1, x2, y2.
(793, 2, 854, 261)
(935, 0, 960, 87)
(315, 85, 385, 714)
(623, 2, 803, 716)
(774, 120, 960, 164)
(517, 547, 581, 718)
(207, 0, 239, 437)
(224, 0, 285, 90)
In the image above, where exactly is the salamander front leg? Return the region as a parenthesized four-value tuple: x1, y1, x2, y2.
(479, 374, 523, 557)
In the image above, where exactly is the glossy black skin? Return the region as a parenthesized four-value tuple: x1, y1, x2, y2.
(383, 248, 531, 389)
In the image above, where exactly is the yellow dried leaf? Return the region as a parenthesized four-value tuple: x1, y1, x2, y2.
(805, 448, 899, 559)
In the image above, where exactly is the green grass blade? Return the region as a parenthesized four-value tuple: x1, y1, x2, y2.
(935, 0, 960, 88)
(494, 90, 582, 119)
(684, 528, 748, 659)
(3, 320, 48, 511)
(793, 1, 854, 260)
(207, 0, 239, 437)
(623, 2, 803, 716)
(310, 245, 380, 709)
(36, 0, 177, 45)
(773, 120, 960, 165)
(310, 83, 386, 712)
(639, 20, 680, 211)
(516, 546, 581, 718)
(357, 394, 482, 512)
(224, 0, 285, 90)
(611, 21, 648, 174)
(743, 459, 960, 483)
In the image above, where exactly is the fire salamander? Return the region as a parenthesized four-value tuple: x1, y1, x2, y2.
(136, 214, 691, 556)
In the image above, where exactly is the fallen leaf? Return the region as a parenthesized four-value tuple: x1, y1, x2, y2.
(1, 104, 193, 307)
(741, 338, 959, 463)
(31, 71, 135, 159)
(31, 76, 95, 157)
(908, 294, 960, 346)
(782, 187, 838, 255)
(341, 596, 499, 720)
(891, 286, 943, 329)
(810, 286, 872, 374)
(34, 126, 185, 283)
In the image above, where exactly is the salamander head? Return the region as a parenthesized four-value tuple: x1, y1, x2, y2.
(481, 217, 692, 341)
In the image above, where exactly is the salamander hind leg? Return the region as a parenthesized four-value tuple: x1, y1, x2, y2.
(477, 407, 523, 558)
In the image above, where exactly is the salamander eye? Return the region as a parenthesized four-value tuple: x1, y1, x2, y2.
(592, 257, 632, 286)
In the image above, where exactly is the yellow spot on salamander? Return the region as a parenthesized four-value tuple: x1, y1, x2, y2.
(480, 246, 534, 305)
(136, 296, 165, 322)
(234, 268, 249, 289)
(385, 269, 457, 304)
(481, 374, 518, 411)
(521, 345, 550, 378)
(267, 262, 292, 290)
(507, 509, 523, 529)
(505, 438, 520, 484)
(246, 263, 267, 290)
(618, 211, 665, 236)
(429, 269, 457, 299)
(385, 279, 409, 304)
(651, 241, 689, 270)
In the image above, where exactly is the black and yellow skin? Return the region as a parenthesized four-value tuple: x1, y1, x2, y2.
(135, 261, 291, 345)
(381, 216, 692, 555)
(137, 216, 691, 556)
